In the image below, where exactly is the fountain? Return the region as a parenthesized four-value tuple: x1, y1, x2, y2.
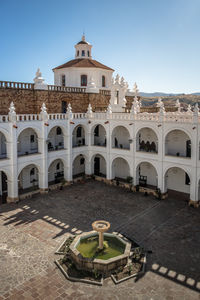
(92, 220, 110, 249)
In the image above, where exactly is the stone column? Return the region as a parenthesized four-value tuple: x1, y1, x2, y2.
(99, 232, 104, 249)
(39, 103, 48, 193)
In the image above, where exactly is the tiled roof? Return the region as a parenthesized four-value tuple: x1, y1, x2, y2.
(53, 59, 114, 71)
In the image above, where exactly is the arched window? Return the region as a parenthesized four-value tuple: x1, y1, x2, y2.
(94, 125, 99, 137)
(80, 157, 85, 165)
(102, 75, 106, 87)
(56, 127, 62, 135)
(77, 50, 79, 56)
(87, 50, 90, 57)
(56, 163, 60, 170)
(81, 75, 87, 86)
(82, 50, 85, 56)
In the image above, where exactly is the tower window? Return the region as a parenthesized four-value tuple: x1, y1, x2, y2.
(82, 50, 85, 56)
(62, 101, 66, 113)
(77, 50, 79, 56)
(61, 75, 65, 87)
(102, 75, 106, 87)
(87, 51, 90, 57)
(81, 75, 87, 86)
(56, 127, 62, 135)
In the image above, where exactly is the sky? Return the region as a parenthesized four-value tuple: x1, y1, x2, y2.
(0, 0, 200, 94)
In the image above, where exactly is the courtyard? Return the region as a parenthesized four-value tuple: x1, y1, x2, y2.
(0, 180, 199, 300)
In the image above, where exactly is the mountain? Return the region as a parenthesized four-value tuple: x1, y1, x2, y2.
(139, 92, 200, 97)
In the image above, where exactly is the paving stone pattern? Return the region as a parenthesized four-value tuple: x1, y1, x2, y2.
(0, 180, 200, 300)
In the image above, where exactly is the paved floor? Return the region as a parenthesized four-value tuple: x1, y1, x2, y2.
(0, 180, 200, 300)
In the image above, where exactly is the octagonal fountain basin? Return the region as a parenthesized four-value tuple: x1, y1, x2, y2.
(70, 231, 131, 275)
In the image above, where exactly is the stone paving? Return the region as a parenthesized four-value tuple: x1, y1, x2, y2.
(0, 180, 200, 300)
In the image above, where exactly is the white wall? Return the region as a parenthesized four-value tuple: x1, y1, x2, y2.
(139, 163, 157, 186)
(48, 159, 64, 182)
(165, 130, 190, 157)
(19, 165, 38, 190)
(112, 158, 130, 179)
(48, 127, 64, 150)
(112, 126, 130, 149)
(18, 128, 38, 155)
(73, 156, 85, 176)
(93, 125, 106, 146)
(54, 67, 113, 90)
(166, 168, 190, 194)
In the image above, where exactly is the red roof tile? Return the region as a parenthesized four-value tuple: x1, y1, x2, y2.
(53, 58, 114, 71)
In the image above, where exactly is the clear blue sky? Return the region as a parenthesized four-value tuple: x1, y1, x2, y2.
(0, 0, 199, 93)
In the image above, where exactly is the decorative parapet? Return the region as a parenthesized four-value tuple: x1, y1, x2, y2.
(48, 85, 86, 93)
(0, 80, 34, 90)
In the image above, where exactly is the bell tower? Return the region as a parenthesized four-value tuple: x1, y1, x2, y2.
(74, 35, 92, 59)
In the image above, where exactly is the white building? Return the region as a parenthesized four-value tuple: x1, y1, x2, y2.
(0, 37, 199, 208)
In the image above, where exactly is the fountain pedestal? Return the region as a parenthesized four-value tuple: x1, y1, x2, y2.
(92, 220, 110, 250)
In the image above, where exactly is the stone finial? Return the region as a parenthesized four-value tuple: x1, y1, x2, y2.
(133, 82, 139, 96)
(115, 74, 120, 84)
(86, 76, 98, 93)
(41, 103, 47, 113)
(157, 97, 162, 107)
(122, 97, 127, 108)
(9, 101, 16, 114)
(87, 103, 93, 114)
(120, 76, 125, 86)
(107, 103, 112, 114)
(67, 103, 72, 113)
(159, 101, 166, 115)
(187, 104, 192, 113)
(82, 34, 85, 42)
(34, 68, 45, 84)
(193, 103, 199, 115)
(131, 96, 140, 114)
(111, 77, 115, 85)
(175, 99, 181, 112)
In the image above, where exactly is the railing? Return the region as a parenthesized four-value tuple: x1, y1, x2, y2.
(73, 113, 86, 119)
(48, 114, 68, 120)
(16, 114, 41, 121)
(0, 115, 9, 122)
(48, 85, 86, 93)
(99, 89, 111, 96)
(164, 112, 193, 123)
(0, 81, 34, 90)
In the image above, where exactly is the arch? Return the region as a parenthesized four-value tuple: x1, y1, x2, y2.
(92, 124, 106, 146)
(136, 127, 158, 153)
(72, 125, 86, 147)
(47, 126, 64, 151)
(0, 170, 8, 204)
(112, 157, 130, 180)
(18, 164, 39, 195)
(72, 154, 86, 178)
(81, 74, 87, 86)
(102, 75, 106, 87)
(136, 161, 158, 188)
(111, 126, 130, 150)
(165, 129, 191, 157)
(91, 153, 107, 177)
(48, 159, 64, 185)
(0, 131, 7, 159)
(164, 166, 191, 197)
(17, 127, 39, 156)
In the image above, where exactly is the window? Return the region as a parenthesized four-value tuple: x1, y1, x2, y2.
(102, 75, 106, 87)
(87, 51, 90, 57)
(77, 50, 79, 56)
(62, 101, 67, 113)
(82, 50, 85, 56)
(94, 125, 99, 137)
(30, 135, 35, 143)
(185, 173, 190, 185)
(81, 75, 87, 86)
(56, 163, 60, 170)
(61, 75, 65, 87)
(30, 168, 35, 176)
(80, 157, 85, 165)
(56, 127, 62, 135)
(76, 126, 82, 138)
